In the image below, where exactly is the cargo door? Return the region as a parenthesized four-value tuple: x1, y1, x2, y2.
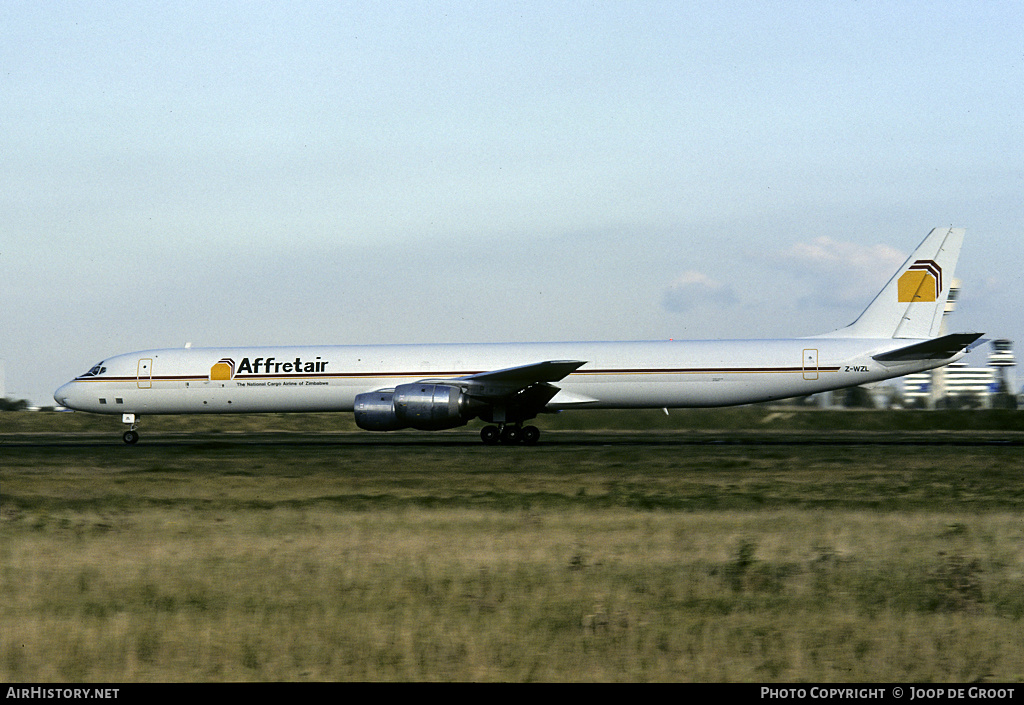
(802, 349, 818, 381)
(137, 358, 153, 389)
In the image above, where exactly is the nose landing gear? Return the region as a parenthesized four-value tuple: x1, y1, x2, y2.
(122, 413, 140, 444)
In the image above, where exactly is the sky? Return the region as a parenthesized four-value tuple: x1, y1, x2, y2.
(2, 1, 1022, 405)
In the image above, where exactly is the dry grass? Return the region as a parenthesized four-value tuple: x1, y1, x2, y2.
(4, 506, 1024, 681)
(2, 412, 1024, 681)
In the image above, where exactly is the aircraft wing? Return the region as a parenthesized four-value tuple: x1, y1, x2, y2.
(400, 359, 587, 427)
(460, 360, 585, 385)
(872, 332, 984, 362)
(420, 359, 586, 399)
(417, 359, 586, 416)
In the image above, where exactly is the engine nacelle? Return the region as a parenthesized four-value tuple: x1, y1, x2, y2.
(354, 383, 477, 431)
(353, 389, 405, 431)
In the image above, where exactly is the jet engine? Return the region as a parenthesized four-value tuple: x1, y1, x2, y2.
(354, 383, 478, 431)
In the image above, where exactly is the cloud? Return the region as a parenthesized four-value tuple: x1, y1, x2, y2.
(661, 270, 737, 313)
(781, 237, 906, 307)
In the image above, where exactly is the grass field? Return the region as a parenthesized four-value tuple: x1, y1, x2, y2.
(2, 409, 1024, 681)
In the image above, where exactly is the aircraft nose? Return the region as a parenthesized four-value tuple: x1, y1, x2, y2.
(54, 382, 76, 409)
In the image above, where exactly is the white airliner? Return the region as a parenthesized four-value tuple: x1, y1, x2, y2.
(55, 227, 981, 445)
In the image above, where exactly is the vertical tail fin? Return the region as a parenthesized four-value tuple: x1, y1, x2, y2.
(834, 227, 965, 339)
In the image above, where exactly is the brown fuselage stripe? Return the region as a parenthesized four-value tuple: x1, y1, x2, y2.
(75, 366, 842, 384)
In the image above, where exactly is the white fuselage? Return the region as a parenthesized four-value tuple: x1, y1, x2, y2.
(53, 338, 955, 417)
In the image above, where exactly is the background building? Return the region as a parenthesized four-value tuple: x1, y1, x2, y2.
(902, 340, 1016, 409)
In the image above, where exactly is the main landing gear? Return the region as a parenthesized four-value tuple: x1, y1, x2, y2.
(480, 424, 541, 446)
(122, 413, 140, 444)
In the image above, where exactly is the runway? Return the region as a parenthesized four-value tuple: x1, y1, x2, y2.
(2, 429, 1022, 449)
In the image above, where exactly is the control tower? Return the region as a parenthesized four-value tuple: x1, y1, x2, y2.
(988, 339, 1016, 404)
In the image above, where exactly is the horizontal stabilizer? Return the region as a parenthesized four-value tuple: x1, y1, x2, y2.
(872, 332, 984, 362)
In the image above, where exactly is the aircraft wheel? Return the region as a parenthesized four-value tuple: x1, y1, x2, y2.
(521, 425, 540, 445)
(480, 425, 500, 445)
(500, 426, 521, 444)
(123, 430, 140, 445)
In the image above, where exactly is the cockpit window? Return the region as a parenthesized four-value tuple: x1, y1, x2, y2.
(81, 362, 107, 377)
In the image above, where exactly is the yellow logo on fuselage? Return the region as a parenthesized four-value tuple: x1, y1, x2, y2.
(210, 358, 235, 380)
(898, 260, 942, 302)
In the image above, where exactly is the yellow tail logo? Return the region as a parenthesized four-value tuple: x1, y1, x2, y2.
(898, 260, 942, 302)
